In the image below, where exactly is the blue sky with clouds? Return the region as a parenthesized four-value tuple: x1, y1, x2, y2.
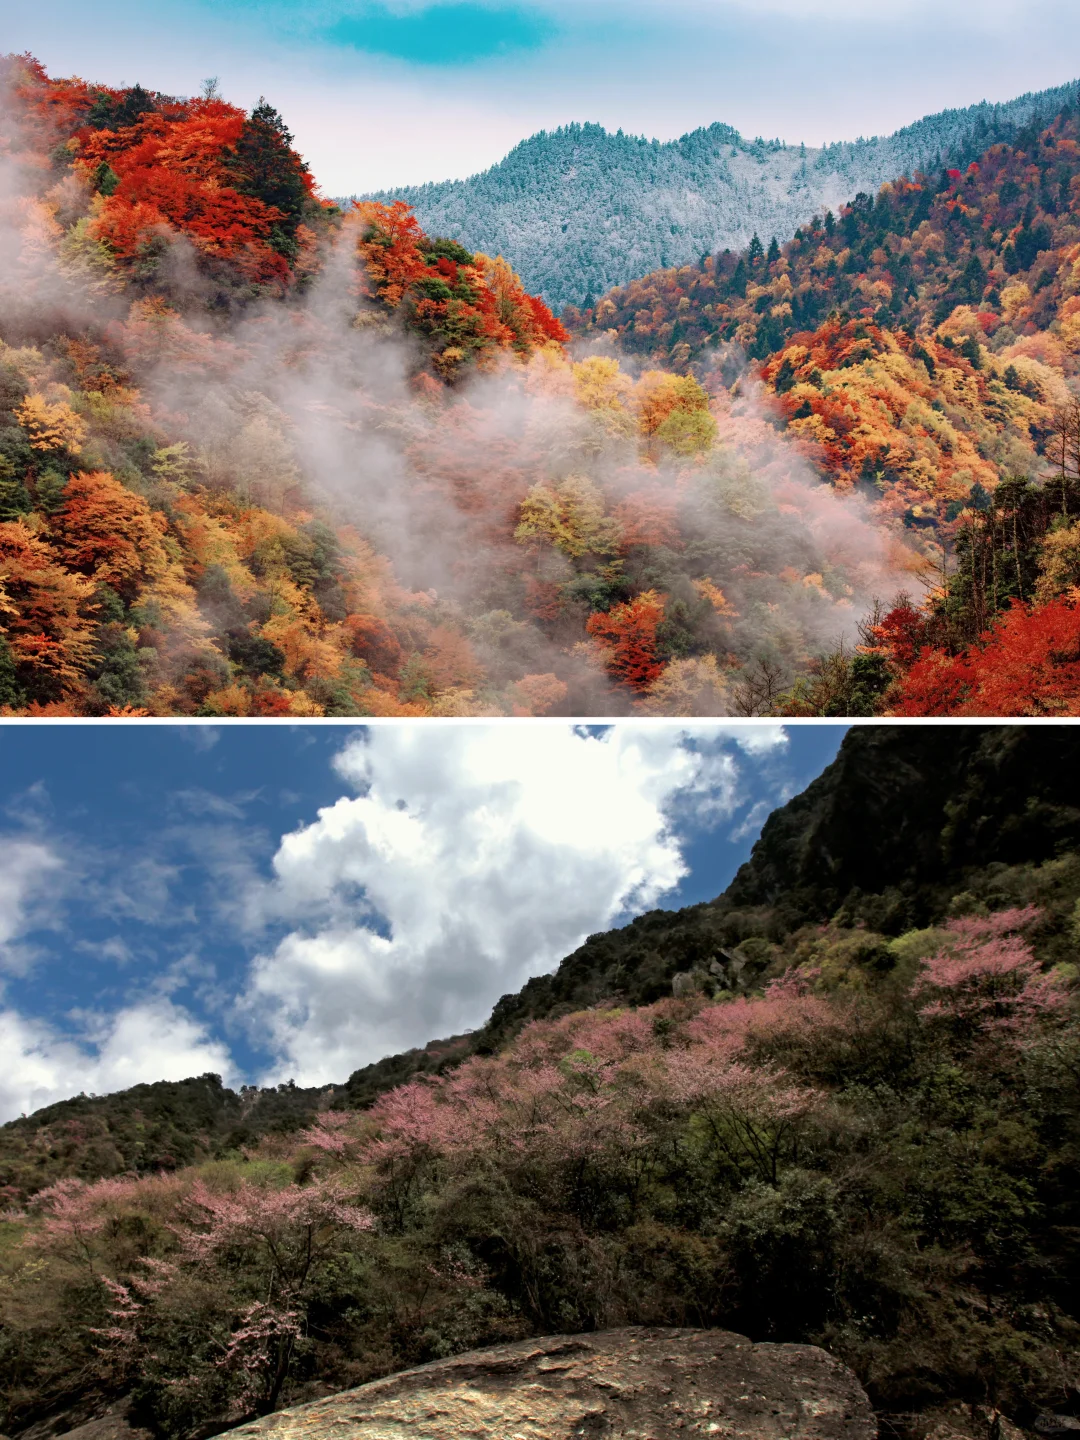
(0, 722, 846, 1120)
(6, 0, 1078, 191)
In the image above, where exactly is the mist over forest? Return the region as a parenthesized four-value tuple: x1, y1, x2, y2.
(3, 54, 1080, 718)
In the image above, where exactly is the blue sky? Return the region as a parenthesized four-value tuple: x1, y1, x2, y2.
(0, 722, 846, 1120)
(6, 0, 1078, 190)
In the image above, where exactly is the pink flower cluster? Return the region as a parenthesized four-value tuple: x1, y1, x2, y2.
(914, 906, 1067, 1034)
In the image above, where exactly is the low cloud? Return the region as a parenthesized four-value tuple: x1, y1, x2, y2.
(0, 998, 237, 1122)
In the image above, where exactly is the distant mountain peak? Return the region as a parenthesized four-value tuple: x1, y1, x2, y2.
(357, 80, 1079, 310)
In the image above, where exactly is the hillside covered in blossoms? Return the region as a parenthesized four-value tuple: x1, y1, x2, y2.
(1, 726, 1078, 1440)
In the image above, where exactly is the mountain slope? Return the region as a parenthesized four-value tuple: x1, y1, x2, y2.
(2, 725, 1079, 1440)
(2, 55, 923, 721)
(368, 83, 1079, 311)
(471, 723, 1080, 1045)
(8, 723, 1078, 1184)
(572, 95, 1080, 373)
(556, 93, 1080, 718)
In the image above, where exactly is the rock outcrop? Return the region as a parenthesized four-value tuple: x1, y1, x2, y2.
(12, 1400, 153, 1440)
(222, 1326, 877, 1440)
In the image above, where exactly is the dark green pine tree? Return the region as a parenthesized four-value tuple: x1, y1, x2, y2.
(34, 469, 68, 515)
(0, 636, 25, 709)
(958, 334, 983, 369)
(959, 251, 987, 302)
(0, 456, 31, 520)
(90, 160, 120, 196)
(766, 235, 780, 265)
(225, 99, 312, 257)
(86, 84, 157, 131)
(748, 233, 765, 265)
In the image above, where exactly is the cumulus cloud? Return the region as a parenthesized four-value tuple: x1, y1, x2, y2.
(0, 999, 238, 1122)
(243, 723, 785, 1084)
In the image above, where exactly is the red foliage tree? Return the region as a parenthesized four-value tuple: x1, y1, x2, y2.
(864, 599, 933, 668)
(586, 589, 666, 690)
(890, 599, 1080, 715)
(342, 613, 402, 675)
(10, 61, 314, 286)
(79, 103, 294, 284)
(353, 201, 566, 368)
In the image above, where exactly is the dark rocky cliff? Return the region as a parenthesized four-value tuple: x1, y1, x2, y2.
(462, 725, 1080, 1054)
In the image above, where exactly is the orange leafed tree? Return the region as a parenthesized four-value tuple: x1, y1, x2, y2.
(423, 625, 481, 690)
(614, 488, 681, 551)
(0, 520, 97, 696)
(353, 201, 434, 307)
(586, 590, 666, 690)
(48, 471, 168, 594)
(508, 672, 568, 715)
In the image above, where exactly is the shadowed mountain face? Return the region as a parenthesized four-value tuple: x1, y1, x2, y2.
(365, 84, 1078, 310)
(720, 725, 1080, 917)
(468, 725, 1080, 1048)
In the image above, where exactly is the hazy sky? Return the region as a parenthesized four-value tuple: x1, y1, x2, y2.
(6, 0, 1079, 192)
(0, 722, 847, 1120)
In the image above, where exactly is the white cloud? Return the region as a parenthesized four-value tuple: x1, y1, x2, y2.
(0, 999, 238, 1122)
(667, 0, 1033, 18)
(244, 723, 785, 1085)
(176, 725, 222, 751)
(0, 836, 65, 975)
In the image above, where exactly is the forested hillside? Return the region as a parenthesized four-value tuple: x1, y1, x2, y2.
(0, 53, 933, 719)
(571, 94, 1080, 715)
(6, 55, 1080, 716)
(370, 82, 1078, 310)
(2, 726, 1078, 1440)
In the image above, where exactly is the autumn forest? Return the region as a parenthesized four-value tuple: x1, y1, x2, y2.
(3, 56, 1080, 714)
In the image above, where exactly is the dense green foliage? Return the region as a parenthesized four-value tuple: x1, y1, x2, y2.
(0, 1078, 327, 1207)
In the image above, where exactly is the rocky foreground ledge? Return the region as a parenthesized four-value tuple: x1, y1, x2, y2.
(223, 1326, 877, 1440)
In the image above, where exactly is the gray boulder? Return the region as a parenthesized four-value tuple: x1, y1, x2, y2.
(223, 1325, 877, 1440)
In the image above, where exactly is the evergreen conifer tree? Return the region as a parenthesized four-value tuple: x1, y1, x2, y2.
(0, 456, 31, 520)
(35, 469, 67, 515)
